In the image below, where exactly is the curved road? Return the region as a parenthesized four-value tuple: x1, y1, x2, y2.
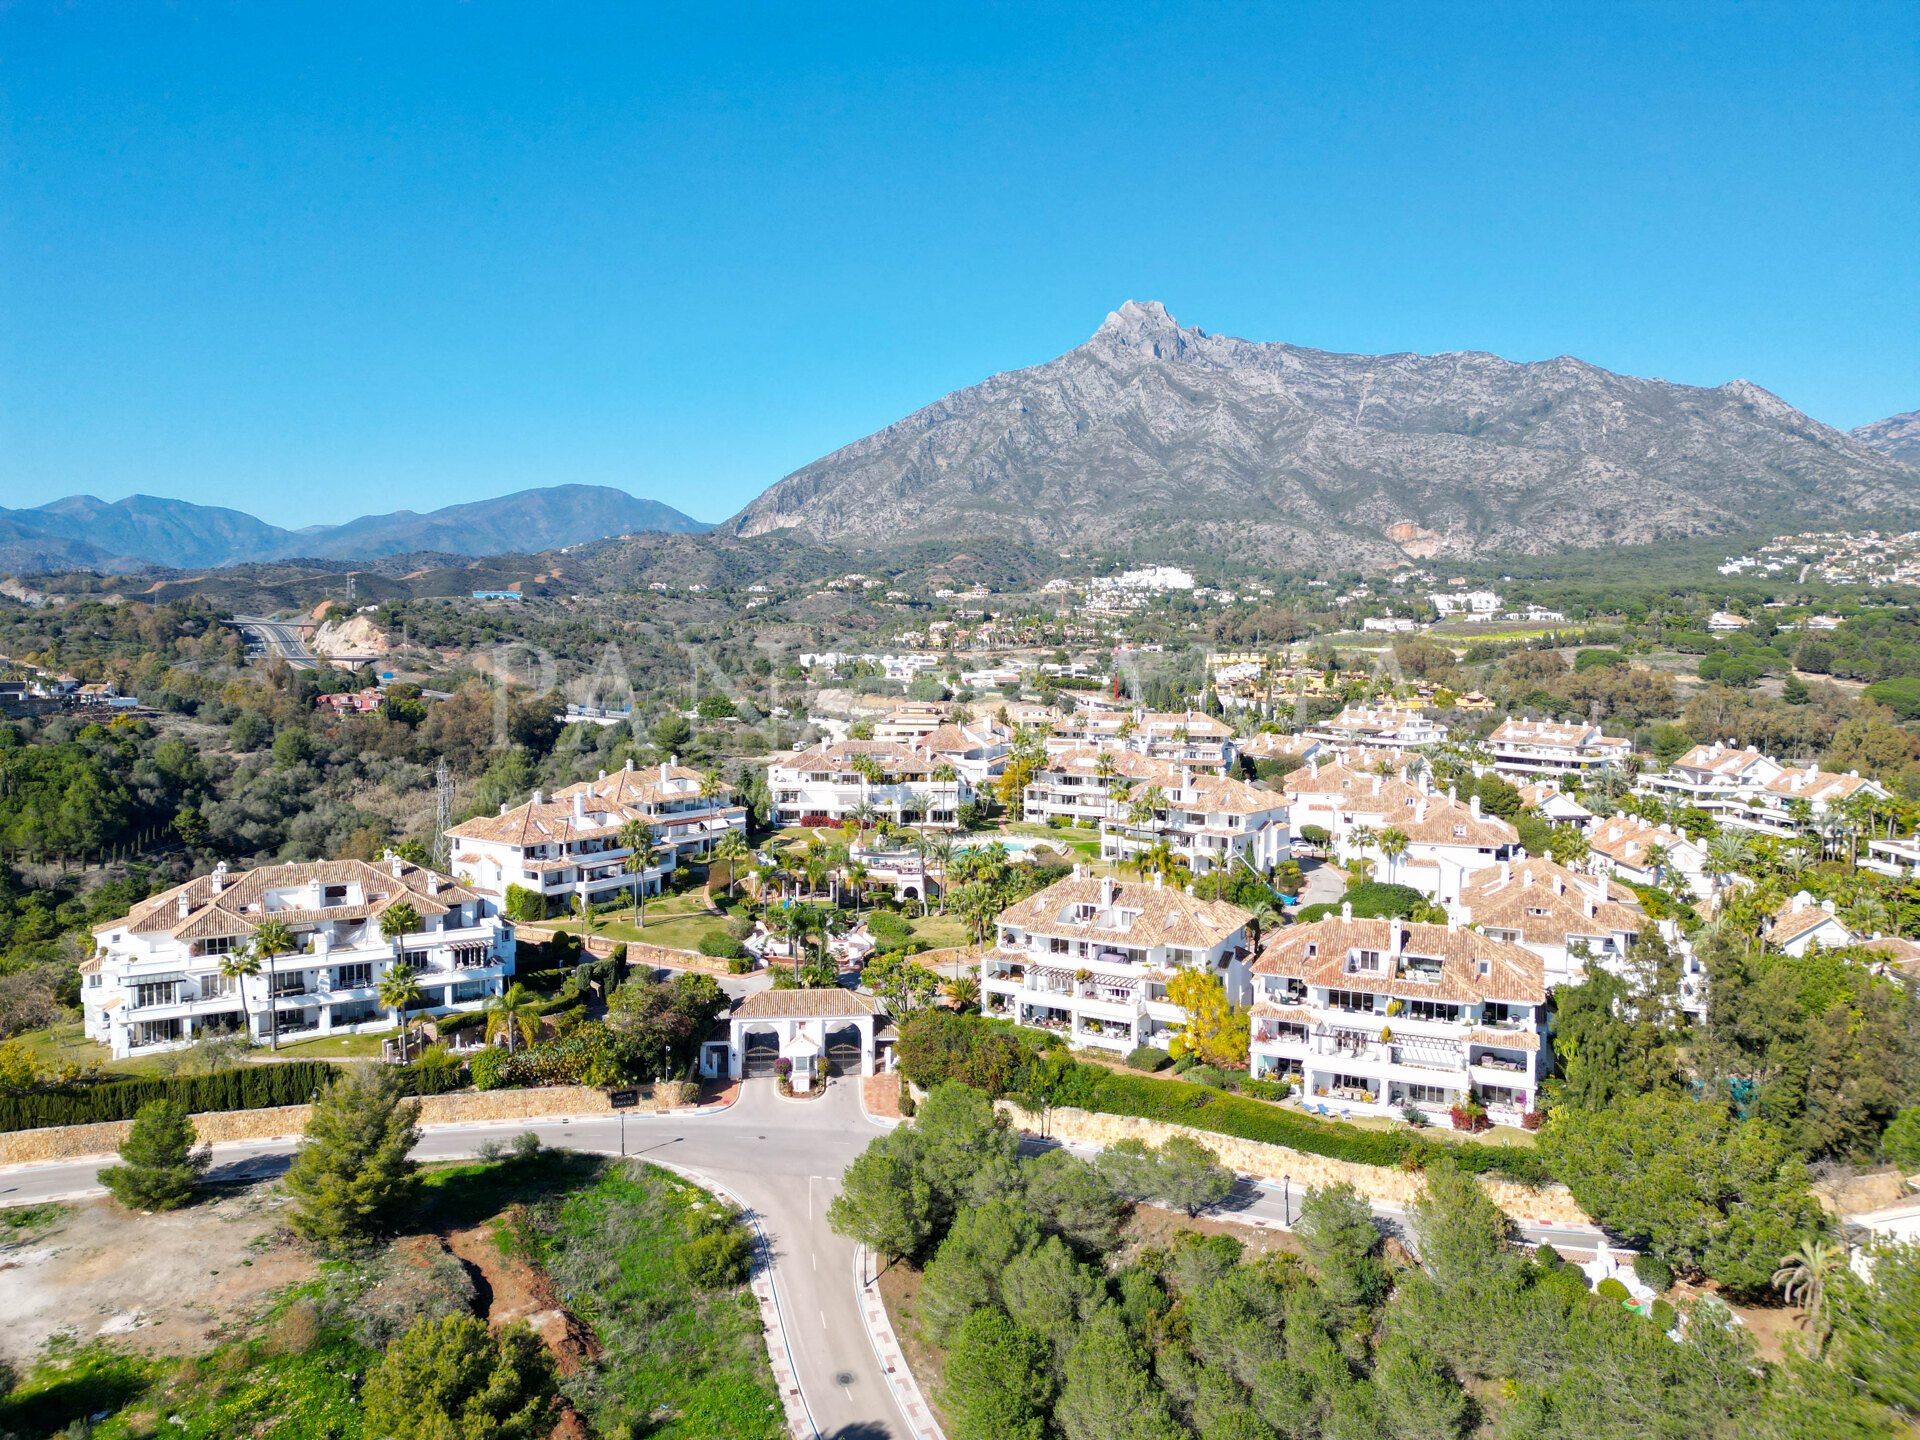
(233, 615, 319, 671)
(0, 1079, 1606, 1438)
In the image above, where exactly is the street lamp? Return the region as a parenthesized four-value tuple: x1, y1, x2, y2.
(1283, 1173, 1291, 1228)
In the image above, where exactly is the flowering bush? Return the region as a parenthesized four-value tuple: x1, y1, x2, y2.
(1449, 1102, 1491, 1134)
(774, 1057, 792, 1079)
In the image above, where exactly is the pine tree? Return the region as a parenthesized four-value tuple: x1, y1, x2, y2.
(361, 1314, 557, 1440)
(99, 1098, 209, 1211)
(285, 1064, 420, 1248)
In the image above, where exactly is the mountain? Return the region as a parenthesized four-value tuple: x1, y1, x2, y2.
(1854, 409, 1920, 464)
(0, 486, 710, 573)
(724, 301, 1920, 568)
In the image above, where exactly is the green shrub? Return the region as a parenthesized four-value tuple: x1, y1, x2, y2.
(0, 1061, 341, 1133)
(1184, 1066, 1229, 1089)
(697, 932, 748, 959)
(1650, 1299, 1678, 1330)
(469, 1048, 511, 1091)
(1534, 1243, 1562, 1269)
(867, 911, 912, 940)
(724, 914, 756, 941)
(679, 1228, 752, 1287)
(503, 884, 548, 922)
(395, 1053, 468, 1097)
(1239, 1077, 1295, 1102)
(1633, 1252, 1674, 1291)
(1125, 1046, 1171, 1072)
(1596, 1277, 1630, 1302)
(727, 957, 753, 974)
(898, 1089, 917, 1118)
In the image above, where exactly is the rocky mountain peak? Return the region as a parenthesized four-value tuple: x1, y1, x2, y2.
(1092, 299, 1199, 359)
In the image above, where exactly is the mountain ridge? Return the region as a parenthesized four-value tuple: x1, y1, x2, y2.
(724, 301, 1919, 568)
(1854, 408, 1920, 464)
(0, 485, 710, 573)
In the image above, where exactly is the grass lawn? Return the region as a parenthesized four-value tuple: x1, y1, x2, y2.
(260, 1029, 394, 1061)
(547, 889, 738, 951)
(10, 1020, 125, 1077)
(907, 913, 975, 949)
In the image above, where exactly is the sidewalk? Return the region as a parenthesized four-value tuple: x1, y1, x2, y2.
(854, 1245, 945, 1440)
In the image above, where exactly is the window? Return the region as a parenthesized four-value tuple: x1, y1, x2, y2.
(323, 884, 348, 906)
(1485, 1002, 1527, 1026)
(133, 981, 180, 1009)
(1403, 1083, 1449, 1106)
(198, 936, 236, 958)
(1350, 949, 1381, 973)
(1326, 989, 1374, 1013)
(1452, 824, 1467, 837)
(1331, 1072, 1373, 1093)
(334, 962, 373, 990)
(204, 974, 236, 998)
(1050, 937, 1070, 954)
(1480, 1085, 1521, 1107)
(1404, 999, 1461, 1023)
(271, 972, 307, 997)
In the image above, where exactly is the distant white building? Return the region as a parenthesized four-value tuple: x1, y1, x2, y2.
(1430, 590, 1502, 619)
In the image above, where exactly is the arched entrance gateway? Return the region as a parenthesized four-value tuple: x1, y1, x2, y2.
(726, 989, 885, 1092)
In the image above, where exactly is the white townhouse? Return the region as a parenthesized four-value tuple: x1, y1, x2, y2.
(982, 870, 1252, 1055)
(1454, 856, 1644, 987)
(84, 856, 512, 1059)
(1099, 766, 1292, 877)
(447, 787, 674, 917)
(1250, 908, 1550, 1128)
(1301, 705, 1449, 752)
(1765, 891, 1856, 956)
(1517, 780, 1596, 831)
(1639, 742, 1888, 842)
(557, 758, 747, 866)
(1487, 719, 1633, 779)
(1043, 706, 1238, 774)
(1587, 814, 1712, 899)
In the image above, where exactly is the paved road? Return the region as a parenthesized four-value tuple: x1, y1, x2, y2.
(0, 1083, 1606, 1438)
(0, 1080, 902, 1440)
(233, 615, 319, 671)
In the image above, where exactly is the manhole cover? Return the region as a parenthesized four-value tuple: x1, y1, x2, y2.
(835, 1373, 855, 1387)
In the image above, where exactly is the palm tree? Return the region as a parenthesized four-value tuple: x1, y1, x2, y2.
(1772, 1236, 1845, 1339)
(378, 964, 426, 1063)
(944, 974, 981, 1011)
(922, 833, 955, 915)
(1243, 896, 1280, 955)
(698, 769, 726, 849)
(249, 917, 296, 1052)
(1707, 830, 1753, 890)
(619, 819, 660, 928)
(484, 981, 541, 1055)
(712, 831, 750, 898)
(844, 861, 871, 913)
(1129, 785, 1166, 831)
(1377, 827, 1410, 887)
(218, 947, 262, 1047)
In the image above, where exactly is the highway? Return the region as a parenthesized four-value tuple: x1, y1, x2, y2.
(233, 614, 319, 670)
(0, 1078, 1606, 1438)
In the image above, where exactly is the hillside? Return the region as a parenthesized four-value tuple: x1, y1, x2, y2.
(724, 301, 1920, 569)
(1854, 408, 1920, 464)
(0, 486, 709, 573)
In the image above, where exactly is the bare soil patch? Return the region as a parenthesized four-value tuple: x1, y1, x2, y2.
(1121, 1204, 1303, 1263)
(876, 1260, 953, 1436)
(0, 1185, 311, 1363)
(443, 1209, 600, 1376)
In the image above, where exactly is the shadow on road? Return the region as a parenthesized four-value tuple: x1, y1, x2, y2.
(822, 1425, 896, 1440)
(204, 1155, 292, 1186)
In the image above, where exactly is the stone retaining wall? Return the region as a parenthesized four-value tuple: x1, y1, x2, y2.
(1000, 1102, 1591, 1229)
(0, 1085, 666, 1167)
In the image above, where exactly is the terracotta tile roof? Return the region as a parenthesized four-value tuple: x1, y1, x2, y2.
(1588, 816, 1698, 866)
(1459, 857, 1643, 948)
(730, 988, 883, 1019)
(1467, 1028, 1542, 1052)
(557, 761, 729, 809)
(1862, 936, 1920, 976)
(1489, 719, 1630, 752)
(96, 858, 479, 943)
(1255, 916, 1546, 1004)
(772, 739, 955, 778)
(445, 796, 647, 848)
(1760, 766, 1880, 802)
(1668, 743, 1778, 782)
(997, 875, 1251, 950)
(1766, 895, 1854, 948)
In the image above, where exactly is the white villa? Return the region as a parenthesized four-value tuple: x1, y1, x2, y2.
(1250, 908, 1550, 1128)
(1766, 892, 1857, 956)
(555, 758, 747, 863)
(1586, 814, 1712, 898)
(1284, 761, 1521, 903)
(84, 856, 513, 1059)
(982, 870, 1253, 1055)
(1487, 719, 1633, 779)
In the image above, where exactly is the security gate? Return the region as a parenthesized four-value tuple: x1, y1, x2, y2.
(825, 1025, 861, 1077)
(742, 1035, 779, 1078)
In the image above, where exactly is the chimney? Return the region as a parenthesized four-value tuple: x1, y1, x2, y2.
(1822, 898, 1836, 914)
(499, 802, 509, 815)
(1100, 876, 1115, 907)
(1584, 895, 1597, 919)
(1554, 875, 1566, 896)
(177, 894, 191, 920)
(1416, 799, 1428, 824)
(391, 853, 404, 878)
(1073, 862, 1085, 879)
(1499, 861, 1510, 884)
(211, 861, 228, 895)
(1309, 758, 1319, 778)
(1341, 900, 1353, 922)
(624, 757, 634, 772)
(1446, 909, 1458, 932)
(532, 789, 545, 806)
(1372, 776, 1382, 795)
(597, 768, 607, 782)
(1391, 920, 1404, 955)
(661, 760, 671, 781)
(1470, 795, 1481, 819)
(1153, 872, 1163, 889)
(572, 792, 586, 822)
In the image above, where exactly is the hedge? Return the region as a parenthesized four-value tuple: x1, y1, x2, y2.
(0, 1062, 342, 1132)
(1081, 1072, 1548, 1184)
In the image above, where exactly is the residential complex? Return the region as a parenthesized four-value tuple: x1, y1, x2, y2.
(1765, 892, 1856, 956)
(768, 723, 1002, 829)
(1300, 704, 1448, 751)
(982, 870, 1253, 1055)
(1454, 856, 1643, 987)
(557, 759, 747, 862)
(1486, 719, 1632, 778)
(1638, 742, 1887, 841)
(1586, 814, 1711, 898)
(1249, 909, 1550, 1127)
(448, 779, 691, 916)
(1284, 760, 1521, 902)
(84, 856, 512, 1059)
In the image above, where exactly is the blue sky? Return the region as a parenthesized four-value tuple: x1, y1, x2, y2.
(5, 2, 1916, 528)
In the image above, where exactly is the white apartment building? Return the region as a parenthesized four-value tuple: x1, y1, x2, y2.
(1766, 892, 1856, 956)
(556, 759, 747, 864)
(1283, 762, 1521, 902)
(982, 870, 1252, 1055)
(84, 856, 512, 1059)
(1639, 742, 1887, 841)
(1021, 746, 1291, 876)
(1586, 814, 1712, 898)
(1301, 705, 1448, 752)
(1250, 909, 1550, 1127)
(1454, 856, 1644, 987)
(1487, 719, 1633, 779)
(768, 732, 987, 830)
(1516, 781, 1596, 830)
(448, 786, 676, 917)
(1429, 590, 1502, 619)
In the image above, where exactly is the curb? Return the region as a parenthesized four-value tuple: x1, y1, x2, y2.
(651, 1159, 819, 1440)
(853, 1245, 945, 1440)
